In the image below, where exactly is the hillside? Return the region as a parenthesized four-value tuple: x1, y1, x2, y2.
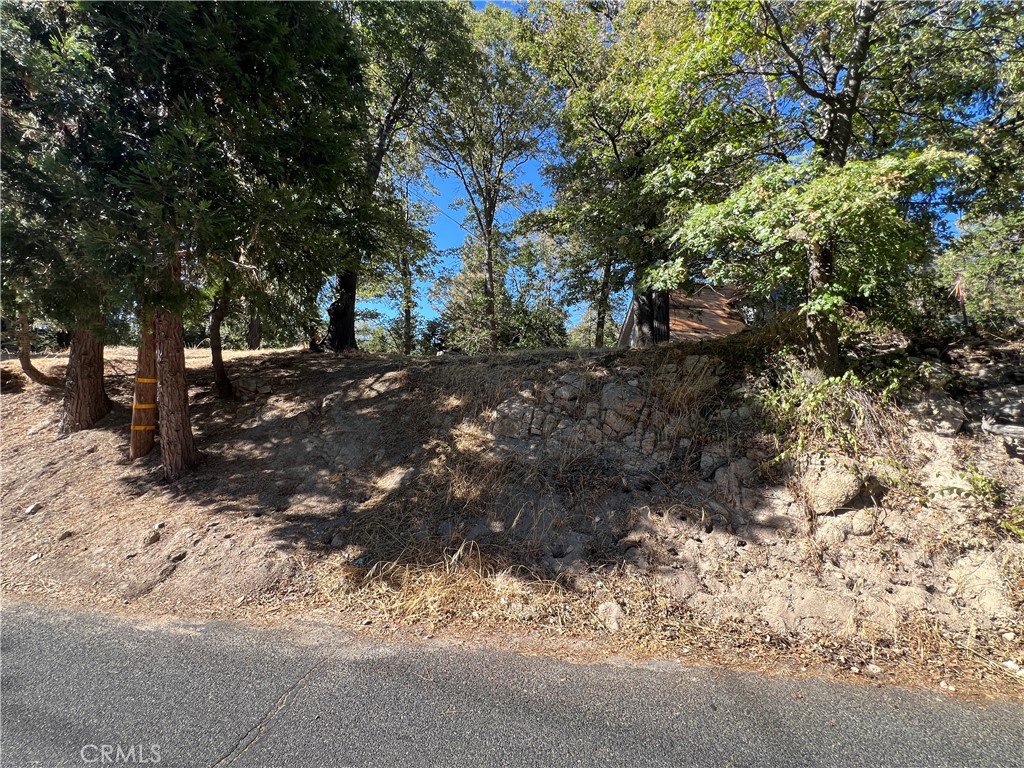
(2, 339, 1022, 697)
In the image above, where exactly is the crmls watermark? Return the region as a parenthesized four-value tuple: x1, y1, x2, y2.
(80, 744, 161, 764)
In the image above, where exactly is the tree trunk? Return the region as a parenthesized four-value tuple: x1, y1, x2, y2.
(246, 311, 261, 350)
(155, 310, 199, 480)
(805, 242, 841, 379)
(401, 250, 413, 356)
(209, 284, 233, 398)
(804, 0, 878, 378)
(594, 262, 612, 349)
(483, 239, 498, 353)
(59, 327, 111, 435)
(17, 308, 62, 388)
(325, 270, 359, 352)
(129, 312, 157, 460)
(634, 289, 670, 346)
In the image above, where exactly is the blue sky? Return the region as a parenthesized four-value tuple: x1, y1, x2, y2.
(364, 157, 554, 327)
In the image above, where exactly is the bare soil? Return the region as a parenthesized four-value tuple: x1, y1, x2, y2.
(2, 342, 1022, 699)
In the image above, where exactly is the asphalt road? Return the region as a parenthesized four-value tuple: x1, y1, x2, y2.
(1, 602, 1021, 768)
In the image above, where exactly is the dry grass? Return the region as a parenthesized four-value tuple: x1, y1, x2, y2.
(2, 342, 1022, 699)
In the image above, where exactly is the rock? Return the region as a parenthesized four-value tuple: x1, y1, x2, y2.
(377, 466, 417, 492)
(815, 516, 852, 547)
(803, 457, 863, 515)
(700, 443, 732, 480)
(865, 663, 882, 676)
(24, 503, 41, 515)
(27, 419, 54, 436)
(601, 382, 644, 415)
(553, 374, 584, 401)
(714, 458, 758, 500)
(547, 530, 591, 562)
(949, 551, 1013, 619)
(1003, 660, 1021, 674)
(939, 680, 957, 692)
(28, 553, 41, 563)
(437, 520, 457, 541)
(141, 530, 161, 547)
(58, 530, 73, 541)
(909, 391, 965, 436)
(1002, 632, 1016, 642)
(597, 600, 624, 633)
(851, 508, 875, 536)
(603, 409, 635, 436)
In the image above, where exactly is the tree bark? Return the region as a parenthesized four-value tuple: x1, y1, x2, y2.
(761, 0, 880, 379)
(59, 327, 111, 435)
(594, 261, 612, 349)
(17, 308, 62, 388)
(129, 312, 158, 460)
(209, 283, 233, 398)
(401, 251, 414, 355)
(805, 242, 842, 379)
(155, 310, 200, 480)
(483, 238, 498, 353)
(323, 67, 417, 354)
(634, 289, 670, 346)
(806, 0, 879, 377)
(325, 271, 359, 352)
(246, 311, 261, 350)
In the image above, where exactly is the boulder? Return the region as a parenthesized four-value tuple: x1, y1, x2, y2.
(802, 457, 863, 515)
(909, 391, 966, 437)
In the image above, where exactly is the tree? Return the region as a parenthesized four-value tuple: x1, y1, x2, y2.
(642, 0, 1024, 375)
(568, 304, 623, 349)
(939, 211, 1024, 330)
(430, 233, 567, 354)
(422, 4, 551, 353)
(356, 143, 437, 356)
(528, 1, 688, 347)
(2, 2, 122, 431)
(13, 305, 62, 389)
(324, 1, 474, 351)
(3, 2, 371, 476)
(98, 1, 368, 477)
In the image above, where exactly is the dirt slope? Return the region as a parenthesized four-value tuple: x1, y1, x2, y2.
(1, 342, 1022, 696)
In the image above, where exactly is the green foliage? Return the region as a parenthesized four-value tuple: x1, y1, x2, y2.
(567, 304, 623, 348)
(527, 1, 682, 327)
(2, 1, 371, 344)
(1, 2, 130, 333)
(635, 0, 1022, 360)
(939, 212, 1024, 331)
(756, 355, 908, 459)
(952, 462, 1024, 544)
(758, 363, 868, 456)
(651, 150, 964, 324)
(430, 235, 568, 355)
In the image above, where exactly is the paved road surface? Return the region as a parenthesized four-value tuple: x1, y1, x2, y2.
(1, 602, 1021, 767)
